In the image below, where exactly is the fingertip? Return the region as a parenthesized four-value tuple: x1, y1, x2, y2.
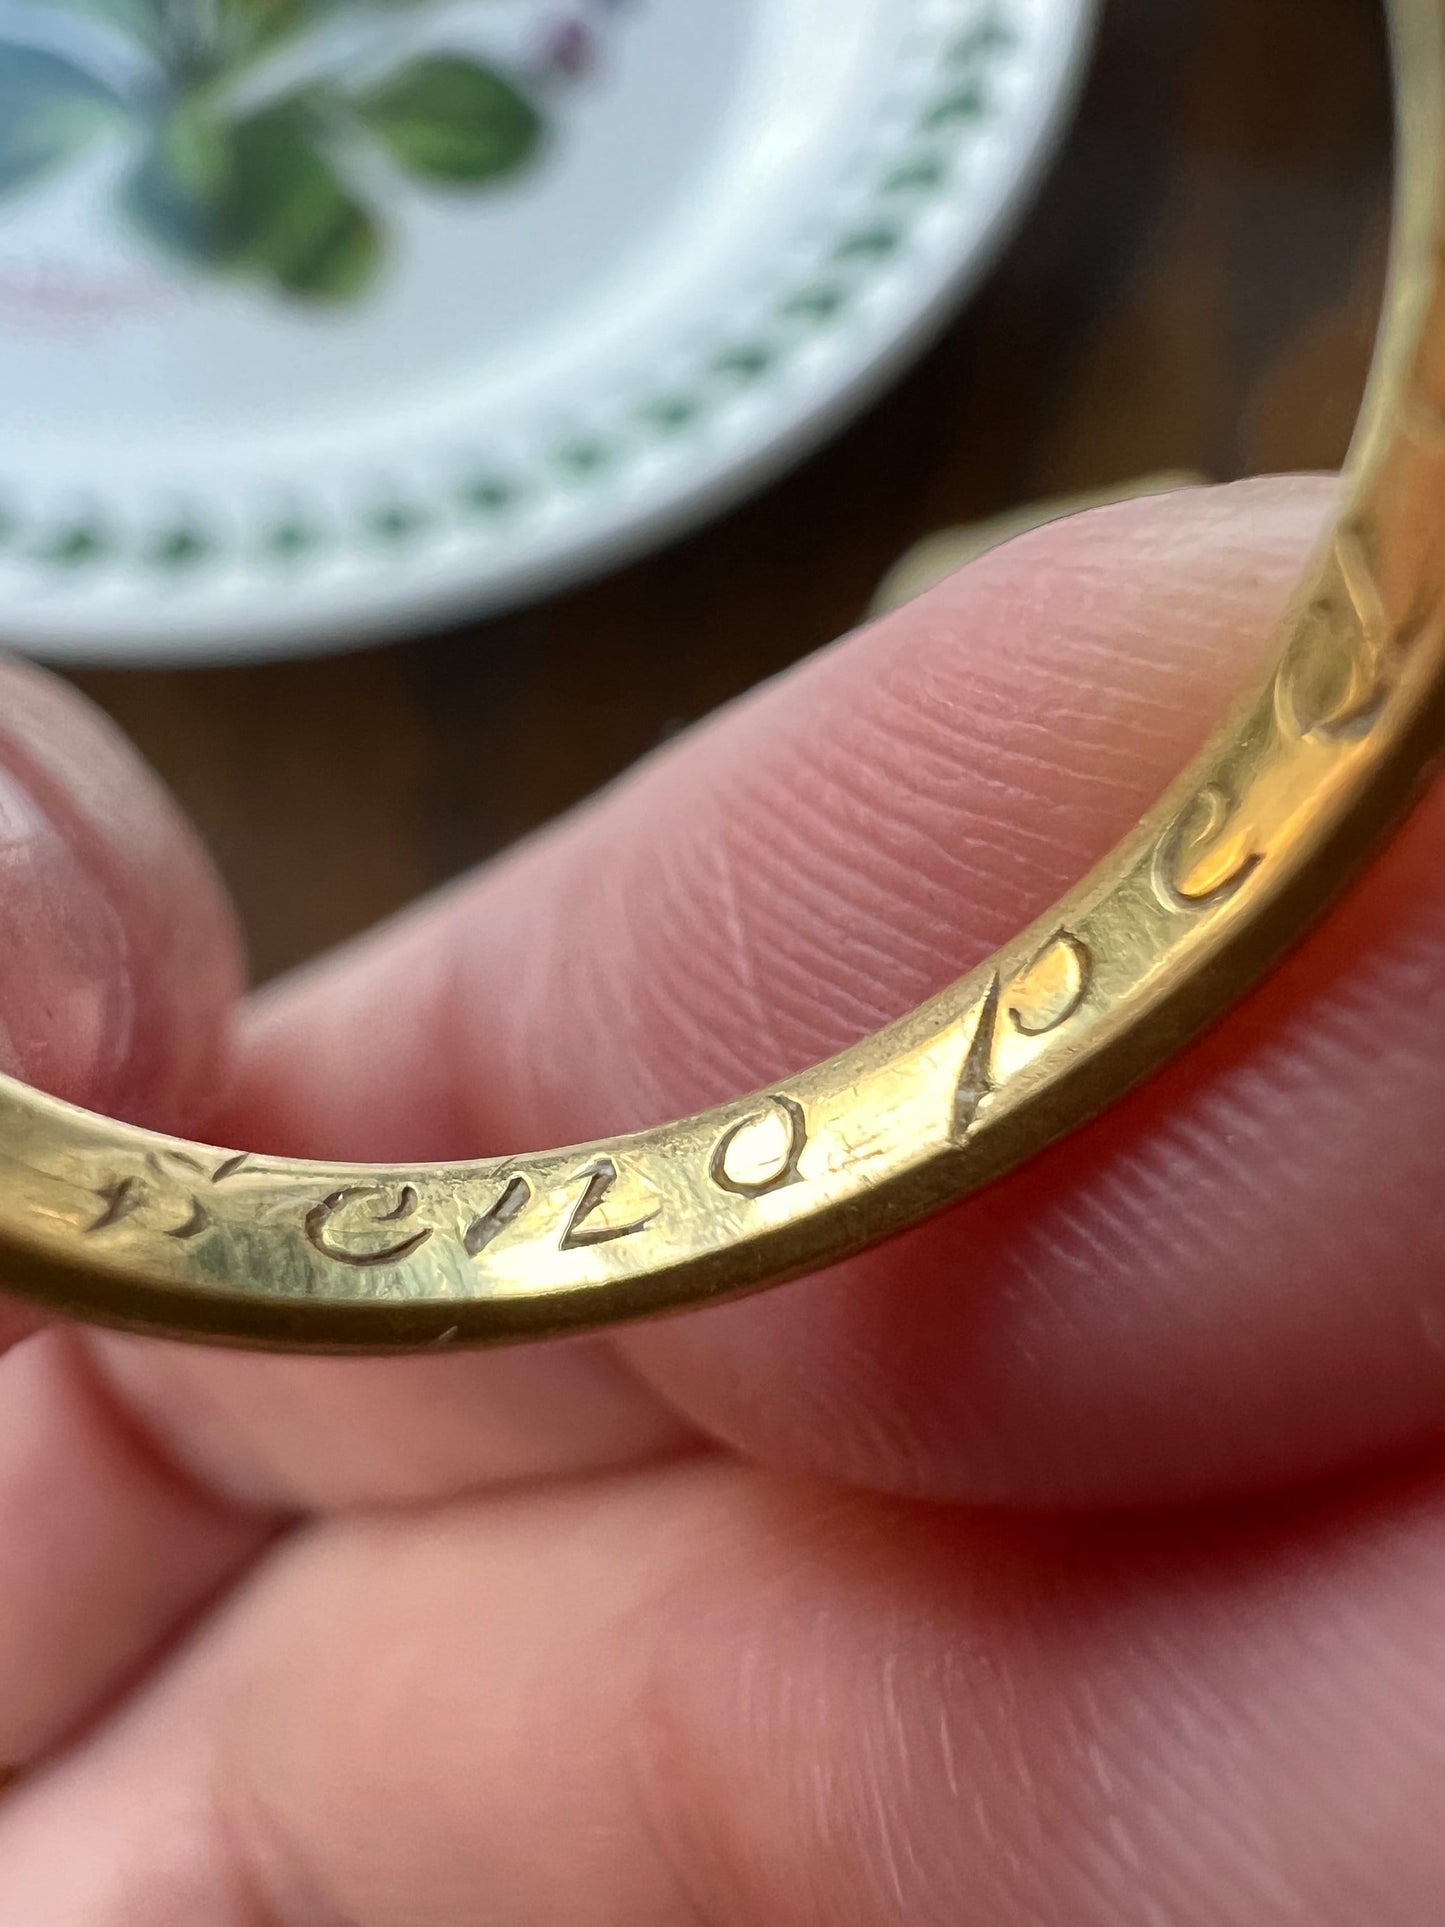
(0, 659, 242, 1130)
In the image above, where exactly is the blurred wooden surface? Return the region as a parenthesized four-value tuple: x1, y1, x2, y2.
(69, 0, 1392, 985)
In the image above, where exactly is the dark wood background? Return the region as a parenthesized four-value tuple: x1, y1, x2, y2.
(65, 0, 1393, 985)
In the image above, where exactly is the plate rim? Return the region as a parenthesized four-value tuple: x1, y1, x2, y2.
(0, 0, 1100, 664)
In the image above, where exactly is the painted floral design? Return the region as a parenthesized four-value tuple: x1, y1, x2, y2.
(0, 1, 622, 302)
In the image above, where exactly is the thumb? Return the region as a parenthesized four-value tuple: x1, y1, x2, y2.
(0, 658, 241, 1134)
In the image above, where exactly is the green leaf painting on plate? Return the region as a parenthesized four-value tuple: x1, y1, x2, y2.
(124, 99, 381, 298)
(361, 55, 542, 183)
(0, 44, 125, 194)
(0, 0, 561, 304)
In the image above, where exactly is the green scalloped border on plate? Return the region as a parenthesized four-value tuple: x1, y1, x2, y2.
(0, 3, 1034, 585)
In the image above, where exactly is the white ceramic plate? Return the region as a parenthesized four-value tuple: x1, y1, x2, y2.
(0, 0, 1095, 663)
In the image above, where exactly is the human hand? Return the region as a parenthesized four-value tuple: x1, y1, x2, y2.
(2, 478, 1444, 1923)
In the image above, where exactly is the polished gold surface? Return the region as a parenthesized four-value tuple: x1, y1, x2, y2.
(1, 0, 1442, 1352)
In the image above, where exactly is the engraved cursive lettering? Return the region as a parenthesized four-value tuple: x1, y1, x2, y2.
(1322, 522, 1393, 732)
(953, 975, 1002, 1139)
(87, 1178, 142, 1234)
(82, 1145, 257, 1246)
(167, 1200, 212, 1241)
(1007, 932, 1092, 1037)
(87, 1160, 228, 1240)
(1276, 522, 1399, 742)
(147, 1148, 204, 1177)
(305, 1185, 434, 1268)
(560, 1157, 661, 1250)
(464, 1176, 532, 1257)
(1153, 785, 1263, 912)
(710, 1096, 809, 1198)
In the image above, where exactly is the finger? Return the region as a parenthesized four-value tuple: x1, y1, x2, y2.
(0, 665, 666, 1758)
(0, 1327, 266, 1767)
(90, 1333, 696, 1514)
(6, 1456, 1445, 1923)
(0, 661, 256, 1762)
(0, 657, 241, 1131)
(95, 477, 1395, 1514)
(218, 479, 1327, 1165)
(233, 471, 1445, 1508)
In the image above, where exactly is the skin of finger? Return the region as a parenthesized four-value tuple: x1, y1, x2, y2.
(5, 1460, 1445, 1924)
(90, 474, 1445, 1512)
(90, 1332, 697, 1513)
(83, 480, 1371, 1517)
(0, 663, 264, 1760)
(245, 474, 1445, 1507)
(218, 480, 1332, 1165)
(622, 775, 1445, 1507)
(0, 660, 679, 1778)
(0, 656, 242, 1129)
(0, 1328, 268, 1767)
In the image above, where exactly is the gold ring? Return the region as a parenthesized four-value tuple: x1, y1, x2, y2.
(2, 0, 1443, 1353)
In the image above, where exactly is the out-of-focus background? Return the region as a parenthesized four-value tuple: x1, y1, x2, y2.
(57, 0, 1391, 981)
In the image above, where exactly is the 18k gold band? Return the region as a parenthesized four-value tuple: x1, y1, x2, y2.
(1, 0, 1443, 1353)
